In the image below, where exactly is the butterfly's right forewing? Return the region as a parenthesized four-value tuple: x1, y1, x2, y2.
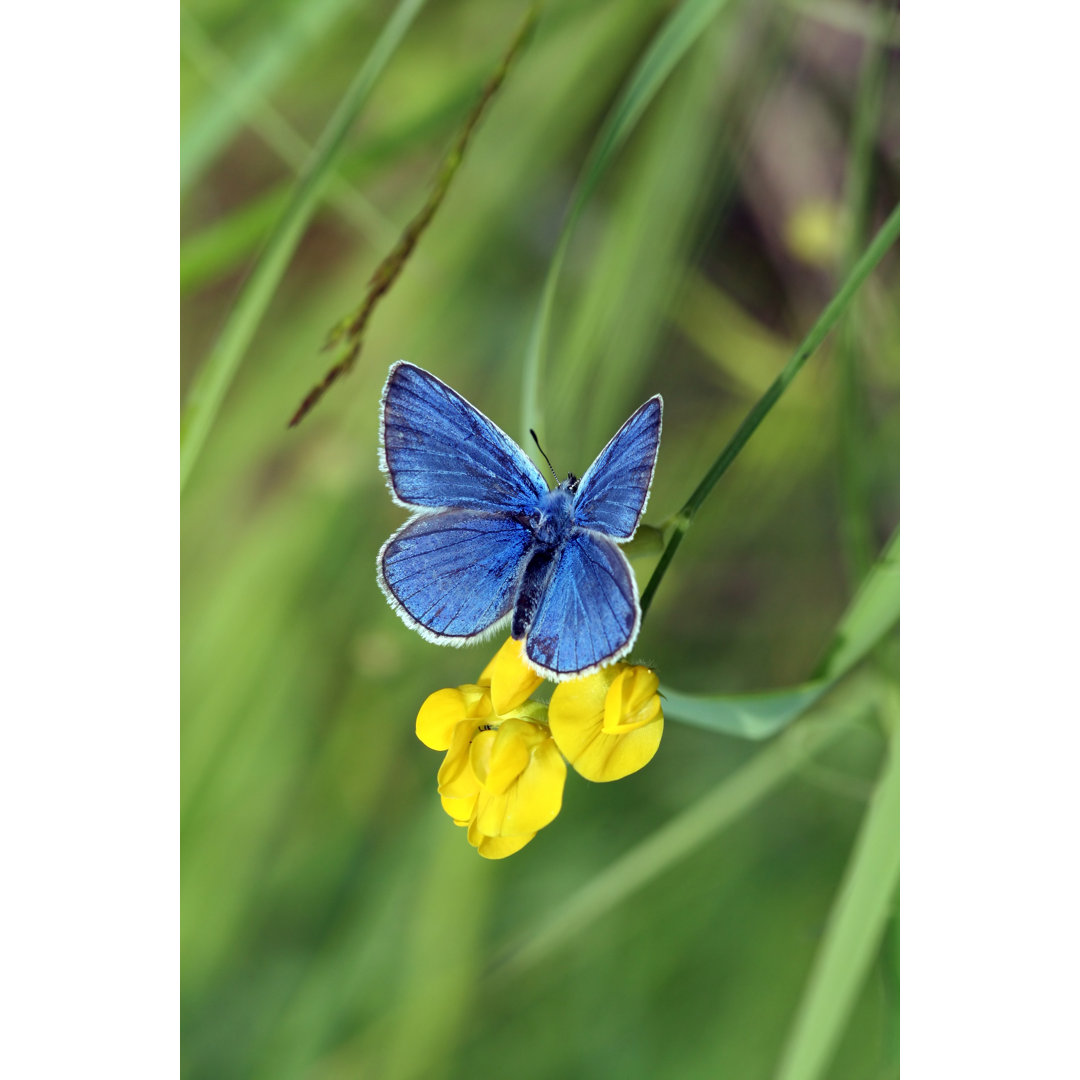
(381, 362, 548, 513)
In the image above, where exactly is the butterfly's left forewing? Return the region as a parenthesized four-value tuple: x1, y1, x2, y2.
(573, 396, 662, 540)
(523, 531, 638, 679)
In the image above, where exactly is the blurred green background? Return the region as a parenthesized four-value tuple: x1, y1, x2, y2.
(181, 1, 899, 1077)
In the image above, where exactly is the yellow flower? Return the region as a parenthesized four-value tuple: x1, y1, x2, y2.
(415, 639, 564, 859)
(548, 663, 664, 782)
(415, 641, 663, 857)
(439, 713, 565, 860)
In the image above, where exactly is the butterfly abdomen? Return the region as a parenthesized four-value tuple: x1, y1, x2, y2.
(511, 546, 557, 639)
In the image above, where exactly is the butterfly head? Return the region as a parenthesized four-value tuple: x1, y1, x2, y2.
(564, 472, 580, 495)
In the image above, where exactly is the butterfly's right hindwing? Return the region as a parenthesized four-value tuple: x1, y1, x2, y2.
(381, 362, 549, 513)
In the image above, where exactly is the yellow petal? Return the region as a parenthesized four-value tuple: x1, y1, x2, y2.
(548, 666, 613, 758)
(459, 684, 493, 716)
(415, 684, 490, 750)
(474, 721, 566, 836)
(567, 714, 664, 782)
(550, 664, 663, 782)
(501, 733, 566, 834)
(603, 666, 661, 734)
(437, 718, 483, 799)
(467, 819, 535, 859)
(470, 723, 531, 796)
(440, 792, 477, 826)
(416, 687, 468, 750)
(479, 637, 543, 714)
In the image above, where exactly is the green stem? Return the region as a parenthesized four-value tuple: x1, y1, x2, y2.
(639, 203, 899, 617)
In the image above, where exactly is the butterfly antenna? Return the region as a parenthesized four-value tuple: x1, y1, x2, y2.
(530, 429, 560, 484)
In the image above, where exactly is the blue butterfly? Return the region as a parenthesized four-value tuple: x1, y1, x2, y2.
(377, 362, 662, 680)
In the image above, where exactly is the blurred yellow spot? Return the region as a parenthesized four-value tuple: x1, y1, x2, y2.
(786, 200, 843, 267)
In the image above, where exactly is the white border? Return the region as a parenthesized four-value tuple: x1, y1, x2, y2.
(906, 5, 1080, 1075)
(3, 1, 177, 1075)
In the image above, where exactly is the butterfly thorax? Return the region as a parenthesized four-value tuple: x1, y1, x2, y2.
(528, 487, 576, 548)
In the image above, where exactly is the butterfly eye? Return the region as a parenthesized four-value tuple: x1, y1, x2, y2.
(567, 472, 580, 494)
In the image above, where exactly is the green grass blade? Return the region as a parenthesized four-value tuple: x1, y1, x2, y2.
(879, 906, 901, 1076)
(519, 0, 737, 443)
(639, 204, 900, 617)
(490, 703, 863, 981)
(661, 531, 898, 738)
(180, 0, 357, 194)
(836, 24, 891, 583)
(814, 528, 899, 680)
(179, 0, 427, 491)
(773, 698, 900, 1080)
(660, 683, 830, 741)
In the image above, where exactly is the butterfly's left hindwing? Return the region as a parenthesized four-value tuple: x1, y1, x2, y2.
(378, 509, 533, 642)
